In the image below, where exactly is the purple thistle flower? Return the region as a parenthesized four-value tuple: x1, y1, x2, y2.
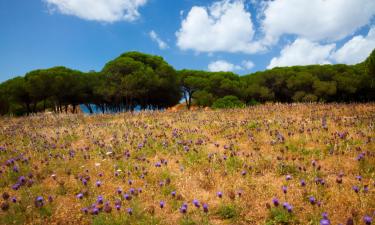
(217, 191, 223, 198)
(356, 153, 365, 161)
(35, 196, 44, 207)
(11, 197, 16, 203)
(364, 185, 369, 193)
(13, 166, 19, 173)
(180, 203, 187, 214)
(300, 179, 306, 187)
(282, 186, 287, 194)
(82, 207, 89, 214)
(77, 193, 84, 199)
(282, 202, 292, 213)
(159, 201, 165, 209)
(286, 175, 292, 181)
(91, 208, 99, 215)
(97, 195, 104, 204)
(127, 208, 133, 215)
(364, 216, 372, 225)
(320, 219, 330, 225)
(117, 187, 122, 194)
(124, 194, 132, 201)
(203, 203, 209, 213)
(18, 176, 26, 184)
(193, 199, 200, 208)
(96, 181, 102, 187)
(309, 196, 316, 205)
(272, 198, 279, 207)
(12, 183, 20, 191)
(352, 186, 360, 193)
(356, 175, 362, 181)
(171, 191, 176, 197)
(241, 170, 247, 176)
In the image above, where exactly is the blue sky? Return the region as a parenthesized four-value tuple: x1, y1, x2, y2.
(0, 0, 374, 82)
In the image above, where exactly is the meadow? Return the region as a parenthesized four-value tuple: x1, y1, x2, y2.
(0, 103, 374, 225)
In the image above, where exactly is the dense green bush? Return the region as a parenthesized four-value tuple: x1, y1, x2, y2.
(212, 95, 245, 109)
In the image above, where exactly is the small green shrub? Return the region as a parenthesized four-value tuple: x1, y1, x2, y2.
(216, 204, 239, 220)
(266, 207, 297, 225)
(212, 96, 245, 109)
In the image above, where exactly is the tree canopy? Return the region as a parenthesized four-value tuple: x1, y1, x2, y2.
(0, 49, 374, 116)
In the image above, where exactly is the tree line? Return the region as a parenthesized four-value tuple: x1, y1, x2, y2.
(0, 50, 374, 116)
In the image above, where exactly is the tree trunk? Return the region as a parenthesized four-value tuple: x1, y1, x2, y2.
(85, 104, 93, 114)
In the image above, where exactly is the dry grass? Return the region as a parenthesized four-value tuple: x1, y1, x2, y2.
(0, 103, 374, 225)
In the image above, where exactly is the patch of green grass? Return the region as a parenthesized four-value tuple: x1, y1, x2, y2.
(266, 207, 297, 225)
(358, 159, 375, 178)
(225, 156, 243, 173)
(247, 121, 258, 130)
(179, 215, 197, 225)
(183, 150, 206, 168)
(0, 204, 27, 225)
(216, 203, 239, 220)
(161, 185, 176, 197)
(39, 205, 53, 218)
(277, 163, 299, 176)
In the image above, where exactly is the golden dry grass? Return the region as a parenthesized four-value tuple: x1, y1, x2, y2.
(0, 103, 374, 225)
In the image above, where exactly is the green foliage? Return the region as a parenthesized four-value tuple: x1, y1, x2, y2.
(179, 216, 198, 225)
(216, 204, 239, 220)
(0, 49, 374, 116)
(192, 90, 214, 107)
(266, 207, 297, 225)
(212, 96, 245, 109)
(276, 163, 299, 176)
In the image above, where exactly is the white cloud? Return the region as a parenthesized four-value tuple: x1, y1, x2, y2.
(267, 39, 336, 69)
(261, 0, 375, 45)
(242, 60, 255, 70)
(44, 0, 147, 22)
(149, 30, 168, 50)
(176, 0, 264, 54)
(332, 27, 375, 64)
(208, 60, 242, 72)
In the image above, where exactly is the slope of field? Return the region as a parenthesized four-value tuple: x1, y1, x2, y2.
(0, 104, 374, 225)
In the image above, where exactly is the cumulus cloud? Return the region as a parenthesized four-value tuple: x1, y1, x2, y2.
(332, 27, 375, 64)
(261, 0, 375, 45)
(267, 39, 336, 69)
(149, 30, 168, 50)
(44, 0, 148, 22)
(242, 60, 255, 70)
(208, 60, 242, 72)
(176, 0, 264, 54)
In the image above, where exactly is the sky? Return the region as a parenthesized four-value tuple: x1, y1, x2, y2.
(0, 0, 375, 82)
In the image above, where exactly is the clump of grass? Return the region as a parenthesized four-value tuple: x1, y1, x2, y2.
(183, 150, 206, 168)
(180, 215, 198, 225)
(266, 207, 297, 225)
(225, 156, 243, 173)
(216, 203, 240, 220)
(276, 163, 299, 176)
